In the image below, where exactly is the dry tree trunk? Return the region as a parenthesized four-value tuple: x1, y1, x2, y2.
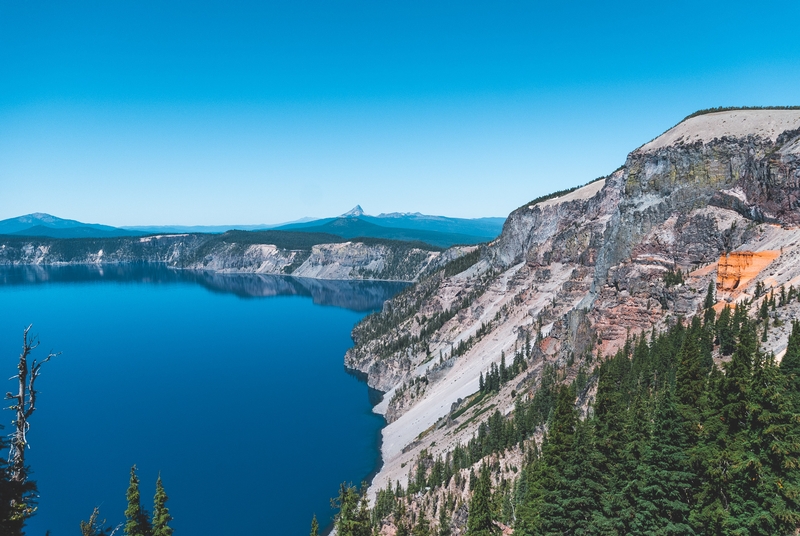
(5, 324, 58, 482)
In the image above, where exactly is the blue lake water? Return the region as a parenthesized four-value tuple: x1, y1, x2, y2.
(0, 265, 404, 536)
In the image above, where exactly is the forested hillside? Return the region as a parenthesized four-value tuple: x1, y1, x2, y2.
(326, 287, 800, 535)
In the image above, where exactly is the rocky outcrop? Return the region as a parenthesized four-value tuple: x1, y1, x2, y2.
(717, 251, 781, 292)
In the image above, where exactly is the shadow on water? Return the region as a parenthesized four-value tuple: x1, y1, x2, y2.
(0, 263, 408, 312)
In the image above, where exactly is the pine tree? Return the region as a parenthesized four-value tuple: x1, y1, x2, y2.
(703, 281, 716, 327)
(556, 418, 605, 534)
(332, 482, 371, 536)
(744, 352, 800, 534)
(534, 386, 580, 534)
(779, 320, 800, 409)
(694, 322, 758, 533)
(124, 466, 152, 536)
(466, 464, 497, 535)
(151, 475, 173, 536)
(310, 515, 319, 536)
(716, 305, 735, 355)
(437, 500, 451, 536)
(759, 296, 770, 320)
(721, 321, 756, 431)
(514, 449, 544, 535)
(676, 317, 708, 420)
(634, 389, 694, 535)
(412, 510, 431, 536)
(731, 302, 747, 339)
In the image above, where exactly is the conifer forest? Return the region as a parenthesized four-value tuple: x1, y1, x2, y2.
(324, 285, 800, 536)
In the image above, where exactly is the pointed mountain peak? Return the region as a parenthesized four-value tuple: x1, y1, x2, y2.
(340, 205, 365, 218)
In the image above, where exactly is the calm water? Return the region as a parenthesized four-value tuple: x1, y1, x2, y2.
(0, 265, 404, 536)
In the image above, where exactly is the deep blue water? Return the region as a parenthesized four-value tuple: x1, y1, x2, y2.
(0, 265, 404, 536)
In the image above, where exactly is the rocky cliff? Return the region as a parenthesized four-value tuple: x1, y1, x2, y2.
(344, 109, 800, 512)
(0, 231, 464, 282)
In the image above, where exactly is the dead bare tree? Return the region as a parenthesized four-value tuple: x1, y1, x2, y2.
(80, 506, 122, 536)
(5, 325, 58, 482)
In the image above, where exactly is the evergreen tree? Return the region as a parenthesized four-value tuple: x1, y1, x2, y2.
(780, 320, 800, 409)
(534, 386, 580, 534)
(437, 500, 451, 536)
(412, 510, 431, 536)
(466, 464, 497, 535)
(731, 302, 748, 339)
(716, 305, 735, 355)
(310, 515, 319, 536)
(744, 352, 800, 534)
(124, 466, 152, 536)
(556, 418, 605, 535)
(151, 475, 173, 536)
(514, 449, 544, 535)
(676, 317, 708, 419)
(634, 389, 695, 535)
(396, 520, 410, 536)
(694, 322, 758, 533)
(703, 281, 716, 327)
(332, 482, 371, 536)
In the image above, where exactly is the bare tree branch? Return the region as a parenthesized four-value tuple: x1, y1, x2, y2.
(8, 324, 59, 482)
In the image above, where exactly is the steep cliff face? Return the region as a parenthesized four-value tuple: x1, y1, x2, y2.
(0, 233, 454, 282)
(346, 109, 800, 502)
(0, 234, 206, 265)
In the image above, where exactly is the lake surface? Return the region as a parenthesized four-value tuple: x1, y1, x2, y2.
(0, 264, 405, 536)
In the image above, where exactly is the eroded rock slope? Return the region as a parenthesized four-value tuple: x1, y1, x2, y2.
(344, 109, 800, 512)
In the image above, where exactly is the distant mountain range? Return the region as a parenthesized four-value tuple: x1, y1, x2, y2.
(0, 213, 145, 239)
(274, 206, 504, 248)
(0, 207, 506, 248)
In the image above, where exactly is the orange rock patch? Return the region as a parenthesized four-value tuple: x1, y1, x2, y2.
(717, 250, 780, 293)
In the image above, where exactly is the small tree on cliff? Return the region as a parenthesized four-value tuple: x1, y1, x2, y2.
(332, 482, 371, 536)
(124, 466, 152, 536)
(152, 475, 173, 536)
(466, 464, 498, 536)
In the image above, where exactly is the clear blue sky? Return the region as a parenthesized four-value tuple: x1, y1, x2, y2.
(2, 0, 799, 225)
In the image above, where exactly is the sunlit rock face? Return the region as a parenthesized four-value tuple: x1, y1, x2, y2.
(717, 251, 781, 292)
(0, 234, 453, 282)
(343, 110, 800, 502)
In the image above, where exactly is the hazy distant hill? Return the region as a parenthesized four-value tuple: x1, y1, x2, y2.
(0, 213, 144, 238)
(1, 208, 506, 247)
(122, 217, 317, 234)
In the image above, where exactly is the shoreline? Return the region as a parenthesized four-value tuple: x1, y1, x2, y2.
(0, 260, 419, 284)
(319, 367, 388, 536)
